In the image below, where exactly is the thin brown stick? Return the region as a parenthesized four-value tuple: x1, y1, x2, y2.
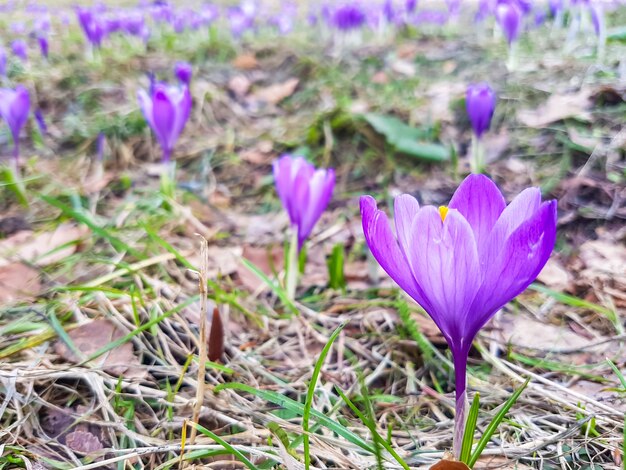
(188, 236, 209, 445)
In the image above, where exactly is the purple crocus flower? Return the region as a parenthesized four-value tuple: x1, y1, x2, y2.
(11, 40, 27, 62)
(174, 61, 193, 86)
(331, 4, 367, 31)
(466, 83, 496, 139)
(496, 0, 523, 45)
(361, 174, 557, 457)
(137, 83, 192, 163)
(76, 7, 106, 48)
(0, 85, 31, 163)
(34, 109, 47, 135)
(0, 47, 6, 76)
(38, 36, 49, 59)
(273, 155, 335, 250)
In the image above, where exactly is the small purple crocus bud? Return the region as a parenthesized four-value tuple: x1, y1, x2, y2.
(406, 0, 417, 13)
(11, 40, 28, 62)
(137, 83, 192, 163)
(38, 36, 49, 58)
(549, 0, 563, 17)
(273, 155, 335, 250)
(34, 109, 47, 135)
(495, 0, 523, 45)
(96, 133, 105, 161)
(590, 4, 604, 37)
(0, 85, 30, 162)
(174, 61, 192, 86)
(0, 46, 6, 76)
(466, 83, 496, 139)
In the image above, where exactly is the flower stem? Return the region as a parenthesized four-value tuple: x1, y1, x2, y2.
(470, 135, 485, 174)
(160, 160, 176, 200)
(452, 348, 470, 459)
(286, 227, 298, 301)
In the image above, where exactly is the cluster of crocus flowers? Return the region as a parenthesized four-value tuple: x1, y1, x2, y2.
(273, 154, 335, 299)
(361, 174, 557, 458)
(0, 85, 30, 168)
(466, 83, 496, 173)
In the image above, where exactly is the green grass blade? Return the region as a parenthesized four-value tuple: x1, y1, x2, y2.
(334, 385, 410, 470)
(304, 322, 346, 469)
(468, 378, 530, 468)
(240, 257, 298, 314)
(188, 422, 260, 470)
(214, 382, 376, 454)
(607, 359, 626, 391)
(80, 296, 203, 364)
(460, 392, 480, 464)
(41, 194, 144, 259)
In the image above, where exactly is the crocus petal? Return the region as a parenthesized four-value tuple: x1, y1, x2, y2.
(394, 194, 420, 256)
(361, 196, 433, 314)
(137, 89, 154, 129)
(299, 169, 335, 247)
(449, 174, 505, 257)
(152, 87, 176, 153)
(469, 200, 557, 335)
(407, 207, 481, 347)
(10, 86, 30, 136)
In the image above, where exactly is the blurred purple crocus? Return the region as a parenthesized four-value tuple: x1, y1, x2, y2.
(0, 46, 6, 76)
(174, 61, 192, 86)
(466, 83, 496, 138)
(76, 7, 106, 48)
(11, 40, 27, 62)
(38, 36, 49, 59)
(273, 155, 335, 250)
(361, 174, 557, 458)
(34, 109, 47, 135)
(496, 0, 523, 45)
(137, 83, 192, 163)
(331, 4, 367, 31)
(0, 85, 31, 163)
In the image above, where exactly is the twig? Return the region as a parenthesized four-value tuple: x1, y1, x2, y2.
(188, 236, 209, 445)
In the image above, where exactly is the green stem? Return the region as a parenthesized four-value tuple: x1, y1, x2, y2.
(471, 135, 485, 174)
(160, 160, 176, 200)
(285, 227, 298, 301)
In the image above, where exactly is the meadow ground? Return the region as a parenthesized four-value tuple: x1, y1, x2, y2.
(0, 2, 625, 469)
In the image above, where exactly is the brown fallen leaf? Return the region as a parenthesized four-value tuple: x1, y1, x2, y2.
(250, 78, 299, 105)
(232, 53, 258, 70)
(497, 314, 589, 351)
(65, 429, 103, 454)
(54, 319, 146, 379)
(228, 75, 252, 98)
(0, 263, 41, 302)
(537, 258, 572, 291)
(0, 223, 88, 267)
(237, 244, 284, 292)
(517, 88, 592, 128)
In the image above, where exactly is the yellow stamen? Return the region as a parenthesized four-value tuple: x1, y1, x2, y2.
(438, 205, 448, 221)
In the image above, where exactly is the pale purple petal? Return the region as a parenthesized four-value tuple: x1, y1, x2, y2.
(360, 196, 433, 313)
(394, 194, 420, 256)
(469, 200, 557, 335)
(407, 207, 481, 346)
(449, 174, 505, 256)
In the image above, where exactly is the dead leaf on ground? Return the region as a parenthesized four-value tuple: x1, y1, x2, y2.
(250, 78, 299, 105)
(54, 319, 146, 379)
(579, 239, 626, 287)
(0, 223, 88, 267)
(537, 258, 572, 291)
(232, 53, 259, 70)
(496, 314, 589, 351)
(65, 429, 104, 454)
(237, 244, 284, 292)
(228, 75, 252, 98)
(517, 88, 592, 128)
(423, 82, 465, 123)
(482, 131, 511, 163)
(0, 263, 41, 302)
